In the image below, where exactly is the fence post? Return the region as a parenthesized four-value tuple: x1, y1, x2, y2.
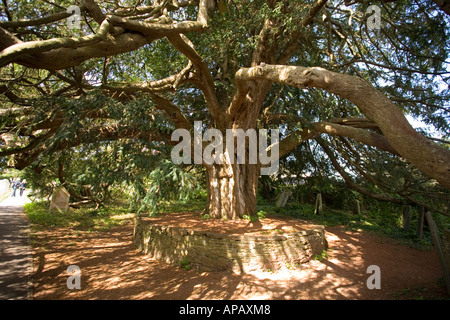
(314, 193, 323, 215)
(425, 211, 450, 296)
(275, 191, 286, 207)
(356, 200, 361, 215)
(402, 205, 412, 231)
(416, 206, 425, 239)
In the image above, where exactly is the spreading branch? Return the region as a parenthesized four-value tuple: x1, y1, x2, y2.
(236, 64, 450, 188)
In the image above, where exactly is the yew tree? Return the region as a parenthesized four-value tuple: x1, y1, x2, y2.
(1, 0, 449, 219)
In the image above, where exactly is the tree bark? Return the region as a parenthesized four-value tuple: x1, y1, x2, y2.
(205, 162, 259, 219)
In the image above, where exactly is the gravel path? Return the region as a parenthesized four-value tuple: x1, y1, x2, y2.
(0, 190, 32, 300)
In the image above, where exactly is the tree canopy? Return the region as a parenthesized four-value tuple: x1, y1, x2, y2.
(0, 0, 449, 219)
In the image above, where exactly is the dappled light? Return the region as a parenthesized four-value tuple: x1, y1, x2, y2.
(1, 0, 450, 302)
(30, 220, 445, 300)
(140, 212, 322, 235)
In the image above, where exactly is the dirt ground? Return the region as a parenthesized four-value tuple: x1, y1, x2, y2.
(30, 212, 448, 300)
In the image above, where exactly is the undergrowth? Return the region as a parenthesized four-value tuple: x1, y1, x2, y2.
(257, 200, 438, 250)
(24, 201, 134, 232)
(24, 193, 446, 251)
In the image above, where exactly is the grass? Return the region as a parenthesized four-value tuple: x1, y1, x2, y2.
(24, 201, 134, 232)
(257, 200, 436, 250)
(24, 194, 440, 250)
(160, 198, 206, 214)
(178, 257, 191, 270)
(314, 249, 329, 261)
(24, 196, 205, 236)
(142, 197, 206, 217)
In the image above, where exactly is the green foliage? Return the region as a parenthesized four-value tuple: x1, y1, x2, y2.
(178, 257, 191, 271)
(201, 213, 211, 220)
(133, 160, 204, 216)
(243, 210, 267, 222)
(314, 250, 329, 261)
(24, 201, 132, 231)
(256, 210, 267, 219)
(13, 89, 186, 208)
(1, 0, 449, 229)
(256, 195, 450, 249)
(0, 168, 23, 180)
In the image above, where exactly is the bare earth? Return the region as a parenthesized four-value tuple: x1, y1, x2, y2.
(30, 212, 448, 300)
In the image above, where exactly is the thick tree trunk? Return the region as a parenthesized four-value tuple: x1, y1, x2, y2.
(204, 73, 271, 219)
(205, 162, 259, 220)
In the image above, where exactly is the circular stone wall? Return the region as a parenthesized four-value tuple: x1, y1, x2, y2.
(133, 218, 328, 273)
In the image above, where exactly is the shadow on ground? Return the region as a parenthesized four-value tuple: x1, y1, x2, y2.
(0, 192, 33, 300)
(30, 221, 447, 300)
